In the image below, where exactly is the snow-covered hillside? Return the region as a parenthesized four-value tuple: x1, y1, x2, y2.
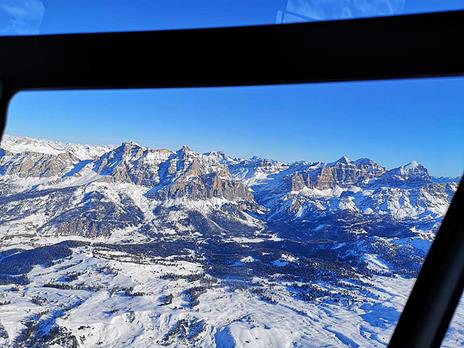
(0, 135, 462, 347)
(1, 135, 114, 160)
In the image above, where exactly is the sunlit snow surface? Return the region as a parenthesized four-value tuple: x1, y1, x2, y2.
(1, 238, 462, 348)
(0, 239, 412, 347)
(0, 136, 462, 347)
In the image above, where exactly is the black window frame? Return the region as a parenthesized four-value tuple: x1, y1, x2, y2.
(0, 10, 463, 348)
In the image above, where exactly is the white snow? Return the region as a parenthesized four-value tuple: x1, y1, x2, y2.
(1, 134, 113, 159)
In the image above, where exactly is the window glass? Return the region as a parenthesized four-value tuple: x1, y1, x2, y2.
(0, 78, 462, 347)
(1, 0, 463, 36)
(442, 297, 464, 347)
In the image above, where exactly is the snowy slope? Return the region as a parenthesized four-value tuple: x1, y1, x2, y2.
(1, 134, 114, 160)
(0, 135, 462, 347)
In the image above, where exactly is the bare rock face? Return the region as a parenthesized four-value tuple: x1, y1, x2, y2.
(161, 175, 209, 200)
(93, 142, 172, 186)
(287, 157, 386, 191)
(0, 149, 79, 177)
(375, 161, 431, 186)
(330, 157, 385, 186)
(147, 147, 254, 202)
(38, 190, 145, 237)
(0, 136, 457, 241)
(290, 172, 312, 191)
(209, 173, 253, 201)
(313, 166, 336, 189)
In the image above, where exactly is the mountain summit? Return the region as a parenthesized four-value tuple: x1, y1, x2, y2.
(0, 135, 457, 237)
(0, 135, 461, 347)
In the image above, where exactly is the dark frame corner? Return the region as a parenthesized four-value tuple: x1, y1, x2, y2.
(0, 10, 463, 348)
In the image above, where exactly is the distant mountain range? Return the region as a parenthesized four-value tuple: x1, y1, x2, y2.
(0, 134, 458, 239)
(0, 134, 461, 347)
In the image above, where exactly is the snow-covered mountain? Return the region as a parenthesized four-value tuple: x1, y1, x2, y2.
(0, 135, 462, 347)
(1, 135, 113, 160)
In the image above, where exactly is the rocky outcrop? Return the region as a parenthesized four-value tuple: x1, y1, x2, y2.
(93, 142, 172, 186)
(287, 157, 386, 191)
(149, 161, 253, 201)
(0, 149, 79, 177)
(38, 191, 145, 237)
(374, 161, 431, 187)
(0, 136, 459, 240)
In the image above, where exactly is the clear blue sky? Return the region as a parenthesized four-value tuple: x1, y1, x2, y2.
(1, 0, 464, 35)
(2, 1, 464, 177)
(7, 79, 464, 177)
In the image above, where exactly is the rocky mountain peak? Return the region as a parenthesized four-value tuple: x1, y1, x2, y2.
(203, 151, 231, 164)
(0, 138, 461, 348)
(90, 142, 163, 186)
(0, 150, 80, 178)
(177, 145, 193, 158)
(113, 141, 144, 158)
(401, 161, 427, 175)
(397, 161, 429, 178)
(121, 140, 141, 147)
(354, 158, 374, 166)
(335, 156, 351, 165)
(1, 134, 113, 160)
(374, 161, 431, 187)
(286, 156, 387, 192)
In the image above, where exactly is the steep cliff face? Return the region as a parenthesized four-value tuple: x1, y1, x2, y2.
(92, 142, 172, 186)
(146, 146, 254, 202)
(374, 161, 432, 186)
(0, 135, 462, 348)
(0, 137, 261, 238)
(38, 190, 146, 237)
(287, 157, 386, 191)
(150, 166, 253, 202)
(0, 135, 459, 240)
(0, 150, 80, 178)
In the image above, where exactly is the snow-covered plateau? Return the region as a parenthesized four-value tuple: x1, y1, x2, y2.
(0, 135, 462, 347)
